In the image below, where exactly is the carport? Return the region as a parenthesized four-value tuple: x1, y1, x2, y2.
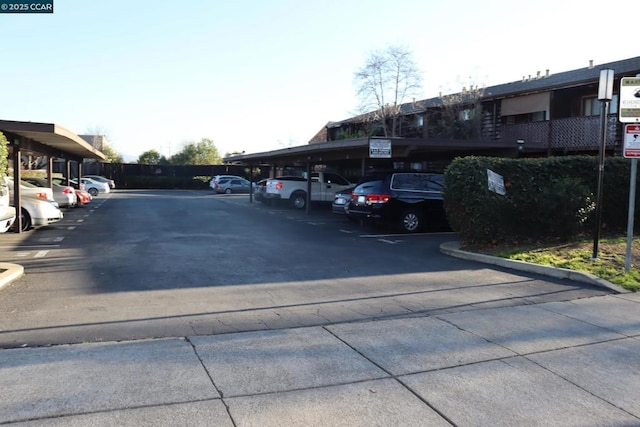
(224, 136, 517, 212)
(0, 119, 107, 233)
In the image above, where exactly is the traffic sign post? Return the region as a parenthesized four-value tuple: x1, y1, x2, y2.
(624, 124, 640, 272)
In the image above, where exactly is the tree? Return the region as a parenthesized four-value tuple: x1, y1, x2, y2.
(101, 142, 124, 163)
(170, 138, 222, 165)
(431, 83, 485, 139)
(137, 149, 164, 165)
(0, 132, 8, 177)
(353, 45, 423, 137)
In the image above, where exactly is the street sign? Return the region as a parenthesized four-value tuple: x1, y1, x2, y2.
(369, 139, 391, 158)
(623, 124, 640, 158)
(619, 77, 640, 123)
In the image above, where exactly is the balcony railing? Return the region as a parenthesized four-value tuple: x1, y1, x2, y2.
(500, 115, 620, 151)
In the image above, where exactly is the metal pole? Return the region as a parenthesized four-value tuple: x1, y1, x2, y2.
(626, 158, 637, 272)
(592, 100, 609, 260)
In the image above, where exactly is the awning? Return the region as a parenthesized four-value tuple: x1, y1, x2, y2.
(0, 120, 106, 160)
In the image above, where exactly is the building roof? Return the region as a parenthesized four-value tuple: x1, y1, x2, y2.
(327, 56, 640, 128)
(0, 120, 106, 161)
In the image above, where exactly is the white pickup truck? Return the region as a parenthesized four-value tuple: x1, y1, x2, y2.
(264, 172, 353, 209)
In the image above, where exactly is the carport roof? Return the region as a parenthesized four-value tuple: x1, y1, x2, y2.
(0, 119, 106, 161)
(224, 137, 514, 165)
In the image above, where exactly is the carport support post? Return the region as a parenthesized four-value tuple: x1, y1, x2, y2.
(65, 160, 72, 185)
(47, 157, 53, 190)
(12, 138, 22, 233)
(306, 160, 311, 214)
(249, 165, 254, 203)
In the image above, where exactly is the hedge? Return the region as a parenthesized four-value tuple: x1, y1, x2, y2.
(443, 156, 639, 246)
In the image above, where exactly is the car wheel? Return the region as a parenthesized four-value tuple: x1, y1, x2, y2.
(88, 188, 98, 197)
(224, 188, 232, 194)
(20, 207, 32, 231)
(400, 209, 421, 232)
(290, 191, 306, 209)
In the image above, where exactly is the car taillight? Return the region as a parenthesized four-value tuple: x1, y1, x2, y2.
(367, 194, 390, 203)
(36, 192, 48, 200)
(351, 193, 390, 204)
(275, 182, 283, 190)
(63, 187, 74, 194)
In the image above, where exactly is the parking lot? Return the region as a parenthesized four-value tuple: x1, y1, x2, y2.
(0, 190, 611, 349)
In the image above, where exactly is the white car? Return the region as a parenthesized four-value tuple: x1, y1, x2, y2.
(83, 175, 115, 189)
(0, 182, 16, 233)
(4, 177, 63, 231)
(5, 177, 56, 203)
(13, 197, 63, 231)
(22, 177, 77, 208)
(70, 177, 110, 197)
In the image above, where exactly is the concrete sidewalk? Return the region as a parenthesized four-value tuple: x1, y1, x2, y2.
(2, 245, 639, 425)
(2, 292, 639, 425)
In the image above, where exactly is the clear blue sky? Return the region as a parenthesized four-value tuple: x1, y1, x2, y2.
(0, 0, 637, 161)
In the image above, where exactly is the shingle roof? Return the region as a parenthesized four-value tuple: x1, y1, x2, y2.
(330, 56, 640, 127)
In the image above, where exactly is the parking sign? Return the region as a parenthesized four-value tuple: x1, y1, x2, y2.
(623, 124, 640, 158)
(620, 77, 640, 123)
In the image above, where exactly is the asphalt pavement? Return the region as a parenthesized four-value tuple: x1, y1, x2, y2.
(1, 244, 639, 426)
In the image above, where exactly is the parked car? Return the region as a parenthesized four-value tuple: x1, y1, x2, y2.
(253, 178, 269, 202)
(213, 177, 252, 194)
(345, 172, 448, 232)
(82, 175, 115, 189)
(0, 182, 16, 233)
(4, 178, 63, 231)
(75, 188, 92, 205)
(5, 177, 56, 204)
(70, 177, 110, 197)
(22, 177, 78, 208)
(332, 186, 356, 215)
(209, 175, 244, 190)
(11, 197, 63, 231)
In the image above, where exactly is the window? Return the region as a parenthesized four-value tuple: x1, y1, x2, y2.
(583, 97, 599, 116)
(583, 94, 619, 116)
(459, 109, 474, 121)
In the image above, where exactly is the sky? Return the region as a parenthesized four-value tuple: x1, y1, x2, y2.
(0, 0, 637, 162)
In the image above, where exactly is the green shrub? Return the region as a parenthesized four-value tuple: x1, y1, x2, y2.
(444, 155, 639, 246)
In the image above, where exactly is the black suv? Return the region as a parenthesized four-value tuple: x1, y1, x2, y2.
(345, 172, 447, 232)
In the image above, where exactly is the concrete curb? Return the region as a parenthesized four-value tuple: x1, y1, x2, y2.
(0, 263, 24, 291)
(440, 241, 629, 294)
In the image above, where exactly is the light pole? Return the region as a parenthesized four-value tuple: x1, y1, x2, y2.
(592, 69, 615, 260)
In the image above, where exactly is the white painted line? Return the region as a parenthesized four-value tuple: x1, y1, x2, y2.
(339, 229, 354, 234)
(67, 226, 76, 230)
(53, 237, 64, 242)
(34, 250, 49, 258)
(306, 222, 322, 226)
(83, 215, 90, 217)
(77, 219, 84, 223)
(15, 252, 29, 257)
(378, 239, 399, 244)
(0, 245, 59, 249)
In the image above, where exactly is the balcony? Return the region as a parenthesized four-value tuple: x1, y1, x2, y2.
(500, 115, 620, 152)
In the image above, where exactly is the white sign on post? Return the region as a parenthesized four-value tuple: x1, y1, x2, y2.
(369, 139, 392, 158)
(619, 77, 640, 123)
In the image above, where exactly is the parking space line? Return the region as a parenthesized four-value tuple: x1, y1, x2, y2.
(339, 229, 354, 234)
(378, 239, 401, 244)
(67, 226, 76, 230)
(34, 250, 49, 258)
